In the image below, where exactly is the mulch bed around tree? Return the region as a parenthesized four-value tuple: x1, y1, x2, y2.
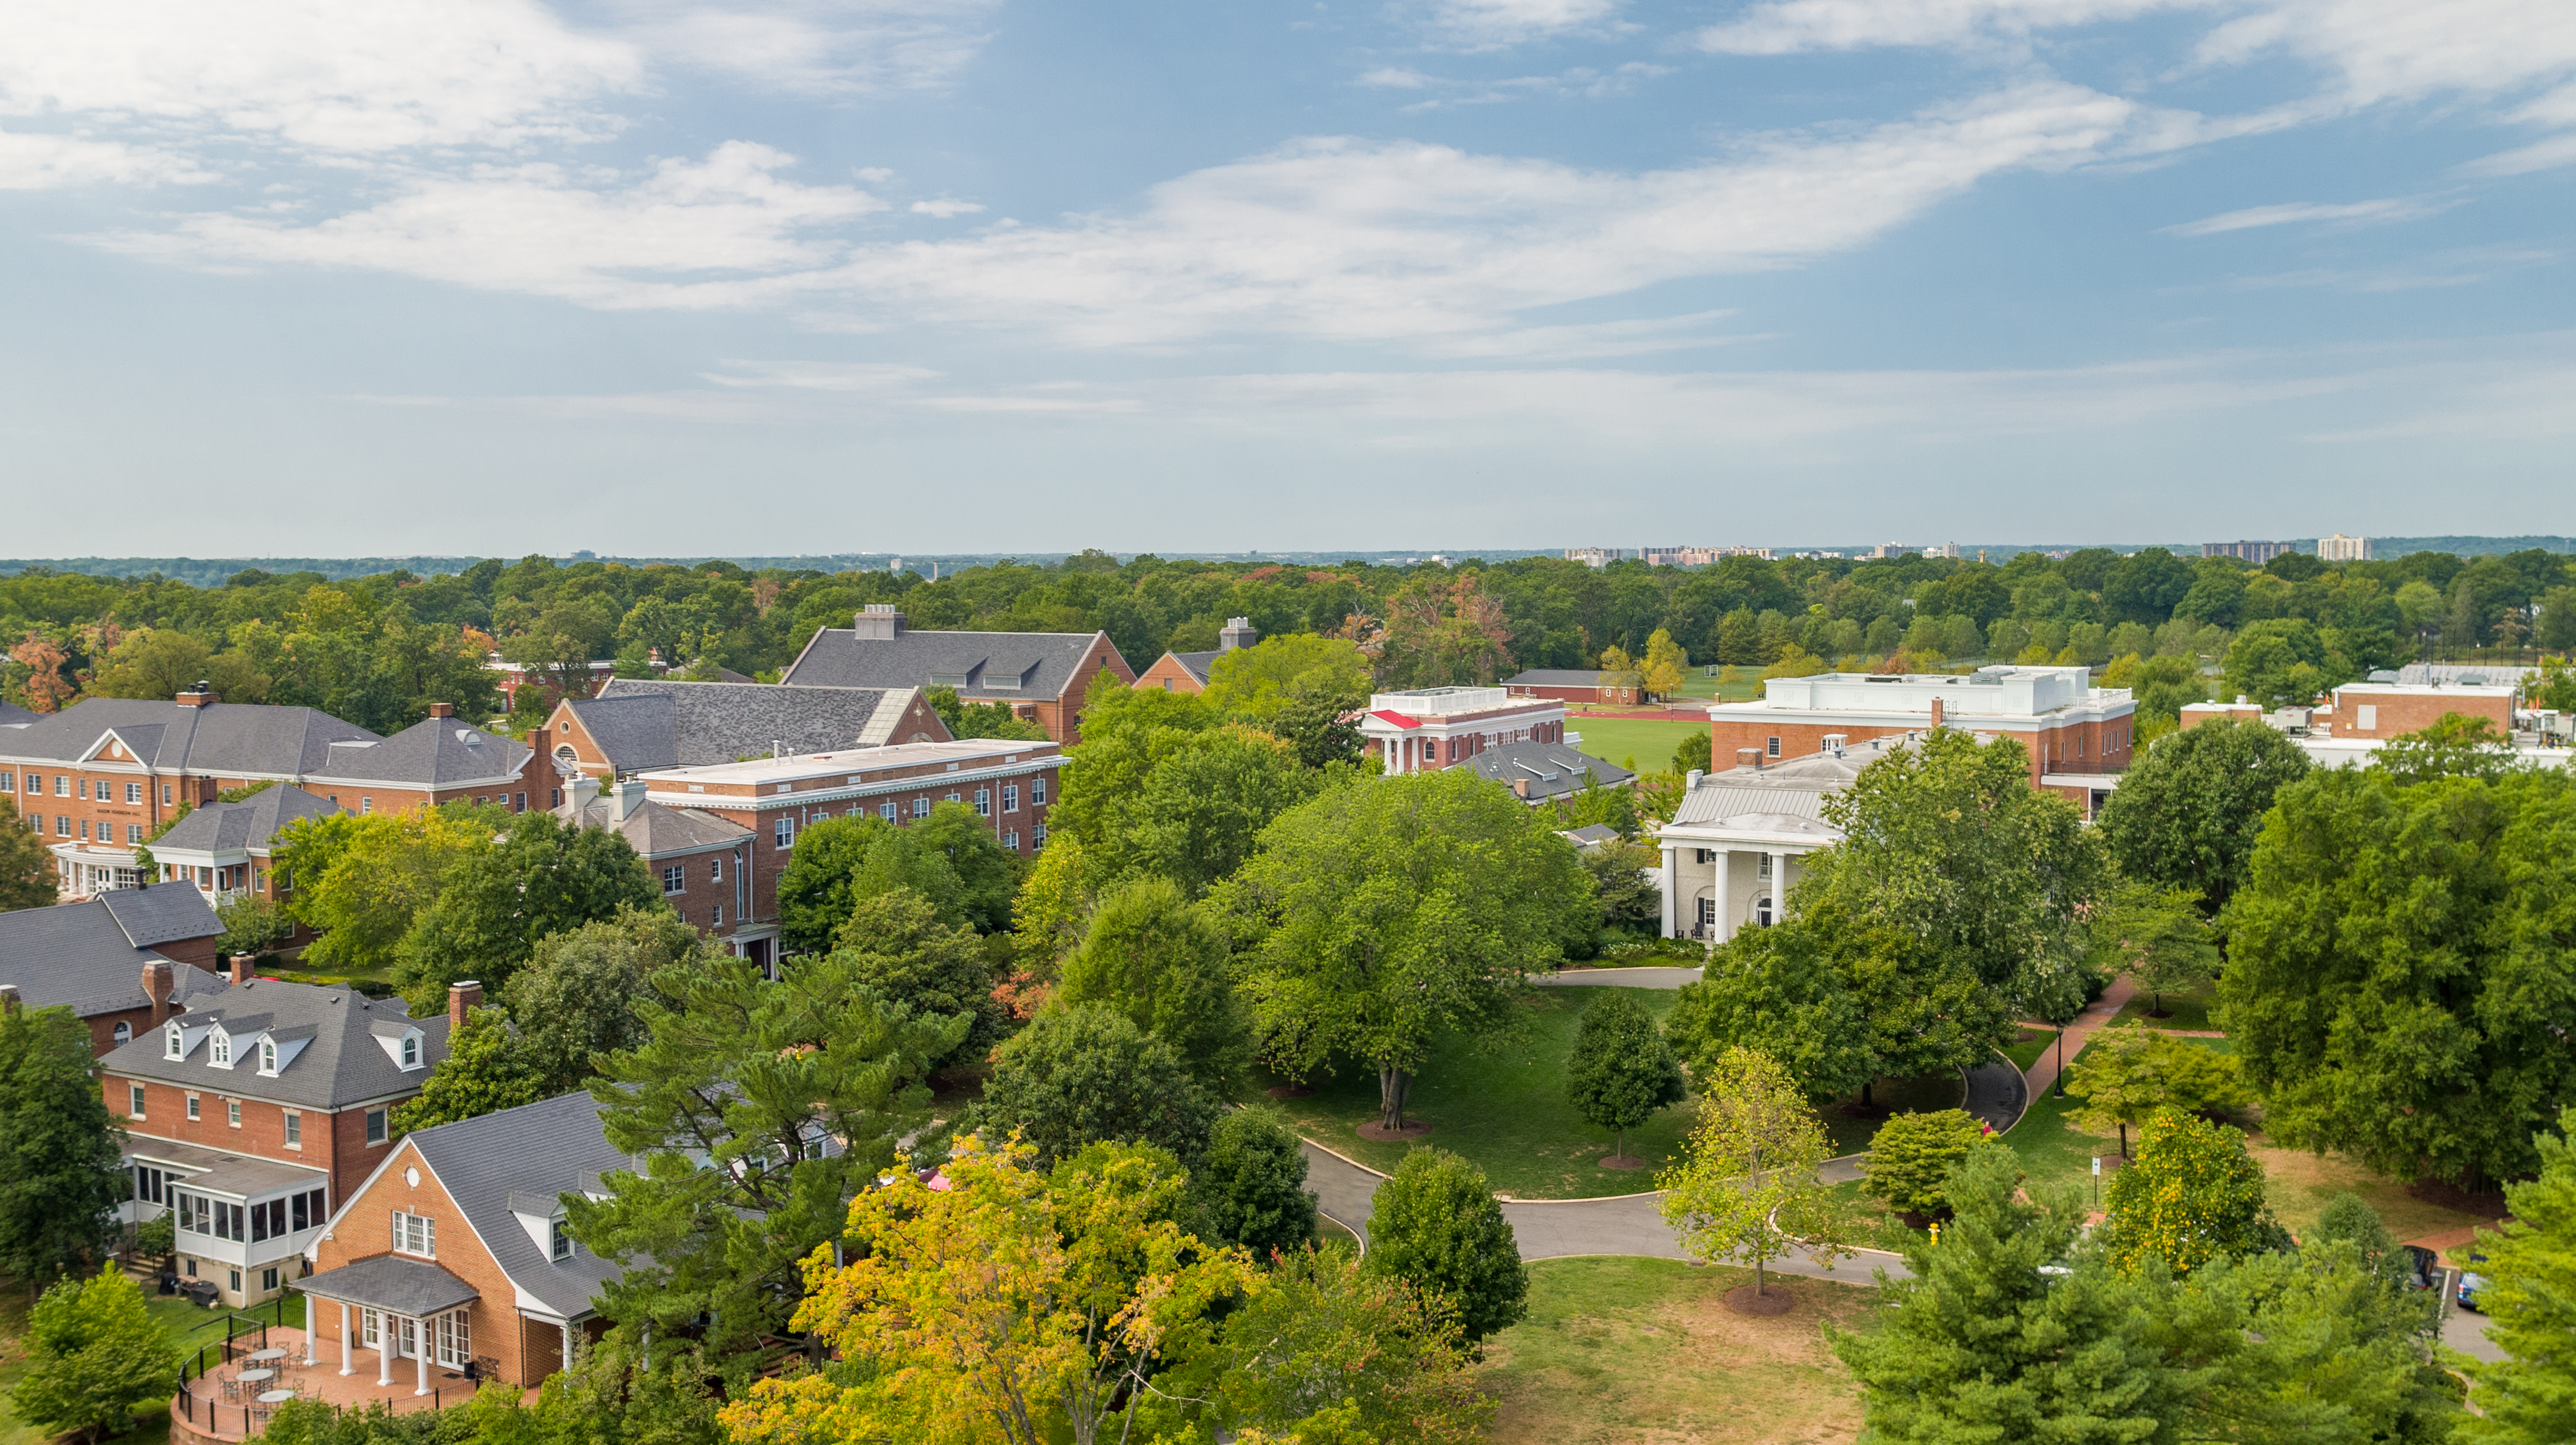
(1723, 1284, 1796, 1316)
(1358, 1119, 1435, 1142)
(1598, 1155, 1648, 1171)
(1265, 1084, 1315, 1099)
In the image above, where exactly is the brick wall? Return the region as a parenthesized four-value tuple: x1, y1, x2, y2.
(1134, 654, 1207, 695)
(311, 1140, 542, 1387)
(1708, 717, 2131, 786)
(109, 1074, 404, 1208)
(2331, 692, 2512, 740)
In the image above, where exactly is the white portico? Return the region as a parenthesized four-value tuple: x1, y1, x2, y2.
(1654, 733, 1922, 943)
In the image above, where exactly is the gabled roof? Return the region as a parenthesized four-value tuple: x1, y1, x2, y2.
(1160, 650, 1221, 686)
(567, 679, 936, 773)
(0, 698, 379, 774)
(99, 976, 450, 1109)
(399, 1091, 635, 1319)
(558, 795, 750, 858)
(148, 784, 343, 857)
(0, 885, 228, 1018)
(0, 699, 37, 727)
(1505, 669, 1617, 687)
(308, 717, 531, 788)
(1462, 741, 1634, 802)
(783, 627, 1121, 704)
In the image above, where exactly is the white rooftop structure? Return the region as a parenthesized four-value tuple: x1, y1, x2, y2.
(1654, 733, 1928, 943)
(1752, 667, 2107, 720)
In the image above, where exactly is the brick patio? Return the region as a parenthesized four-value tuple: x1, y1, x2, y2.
(169, 1323, 489, 1443)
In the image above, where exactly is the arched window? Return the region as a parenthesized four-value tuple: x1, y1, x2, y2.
(402, 1035, 420, 1068)
(260, 1041, 277, 1073)
(113, 1021, 132, 1044)
(1753, 895, 1776, 928)
(166, 1025, 184, 1058)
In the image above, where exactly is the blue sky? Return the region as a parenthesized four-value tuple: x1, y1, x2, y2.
(2, 0, 2571, 555)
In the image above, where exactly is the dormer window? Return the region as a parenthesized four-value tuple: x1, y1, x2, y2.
(210, 1033, 230, 1067)
(402, 1035, 420, 1068)
(258, 1041, 277, 1075)
(551, 1217, 572, 1261)
(165, 1025, 183, 1059)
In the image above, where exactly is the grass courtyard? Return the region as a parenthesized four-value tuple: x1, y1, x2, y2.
(1567, 718, 1708, 777)
(0, 1283, 300, 1445)
(1478, 1256, 1875, 1445)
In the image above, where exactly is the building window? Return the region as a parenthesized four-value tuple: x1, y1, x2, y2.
(361, 1309, 380, 1348)
(186, 1093, 201, 1120)
(1002, 784, 1018, 813)
(211, 1033, 230, 1066)
(362, 797, 373, 814)
(227, 1099, 241, 1127)
(1032, 823, 1048, 850)
(54, 816, 68, 836)
(262, 1266, 279, 1293)
(551, 1217, 572, 1261)
(161, 783, 173, 805)
(436, 1307, 471, 1368)
(251, 1198, 284, 1241)
(393, 1209, 436, 1257)
(259, 1041, 277, 1074)
(290, 1188, 325, 1230)
(126, 824, 143, 844)
(1004, 830, 1020, 851)
(662, 865, 685, 894)
(708, 855, 723, 882)
(1757, 854, 1773, 880)
(710, 904, 722, 926)
(283, 1111, 300, 1146)
(774, 818, 795, 848)
(974, 787, 990, 818)
(910, 798, 929, 820)
(1032, 777, 1047, 806)
(112, 1021, 131, 1045)
(77, 779, 89, 801)
(1755, 895, 1776, 927)
(230, 1268, 241, 1293)
(402, 1035, 420, 1068)
(365, 1108, 387, 1144)
(515, 792, 527, 810)
(53, 776, 68, 796)
(1766, 737, 1781, 758)
(129, 1084, 146, 1117)
(1698, 897, 1716, 928)
(551, 787, 563, 808)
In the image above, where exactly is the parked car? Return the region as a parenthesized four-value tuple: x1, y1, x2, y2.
(2456, 1253, 2490, 1313)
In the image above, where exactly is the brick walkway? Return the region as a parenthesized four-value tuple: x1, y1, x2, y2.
(2024, 976, 2138, 1099)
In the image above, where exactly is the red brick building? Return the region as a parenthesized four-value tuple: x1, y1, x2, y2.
(1137, 617, 1258, 695)
(1356, 687, 1571, 775)
(557, 777, 755, 953)
(781, 606, 1132, 743)
(543, 678, 948, 781)
(1502, 668, 1642, 705)
(0, 884, 230, 1054)
(100, 975, 459, 1307)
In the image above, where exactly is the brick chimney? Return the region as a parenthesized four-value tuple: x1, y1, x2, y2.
(1513, 778, 1531, 799)
(427, 701, 456, 718)
(228, 953, 257, 985)
(852, 604, 906, 639)
(1930, 697, 1945, 728)
(1736, 747, 1764, 770)
(449, 981, 482, 1031)
(140, 960, 175, 1024)
(175, 680, 215, 708)
(1, 984, 18, 1018)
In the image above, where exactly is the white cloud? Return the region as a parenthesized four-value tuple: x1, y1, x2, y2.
(0, 129, 211, 189)
(603, 0, 999, 94)
(2195, 0, 2576, 112)
(1389, 61, 1672, 109)
(1693, 0, 2201, 57)
(909, 198, 985, 216)
(1421, 0, 1626, 48)
(702, 358, 941, 388)
(0, 0, 643, 152)
(1358, 67, 1439, 89)
(2160, 195, 2443, 234)
(101, 143, 882, 308)
(2458, 132, 2576, 176)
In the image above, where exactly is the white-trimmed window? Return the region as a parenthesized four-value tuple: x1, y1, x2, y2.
(259, 1040, 277, 1074)
(361, 1308, 381, 1348)
(1004, 831, 1020, 852)
(402, 1035, 420, 1068)
(392, 1210, 435, 1258)
(880, 802, 897, 821)
(711, 904, 722, 926)
(112, 1021, 131, 1044)
(551, 1217, 572, 1261)
(944, 791, 961, 805)
(283, 1111, 300, 1146)
(1031, 777, 1048, 806)
(662, 865, 685, 895)
(166, 1024, 184, 1058)
(210, 1032, 231, 1066)
(774, 818, 795, 849)
(1032, 823, 1048, 850)
(125, 782, 142, 804)
(974, 787, 990, 818)
(186, 1093, 201, 1120)
(365, 1108, 387, 1144)
(909, 798, 929, 820)
(436, 1308, 471, 1367)
(129, 1084, 146, 1118)
(227, 1099, 241, 1127)
(1001, 784, 1018, 813)
(708, 855, 723, 883)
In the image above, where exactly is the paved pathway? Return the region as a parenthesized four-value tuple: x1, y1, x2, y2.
(1531, 966, 1703, 989)
(2023, 976, 2138, 1099)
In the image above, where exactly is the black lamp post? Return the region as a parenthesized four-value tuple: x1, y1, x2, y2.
(2053, 1018, 2067, 1099)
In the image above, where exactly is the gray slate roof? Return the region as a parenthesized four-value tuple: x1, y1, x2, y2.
(0, 885, 228, 1018)
(99, 976, 450, 1109)
(1558, 823, 1621, 848)
(309, 717, 531, 788)
(0, 698, 379, 775)
(0, 701, 35, 727)
(1161, 650, 1220, 686)
(784, 627, 1121, 704)
(558, 796, 749, 858)
(401, 1091, 634, 1319)
(1505, 669, 1618, 687)
(1465, 741, 1635, 803)
(148, 784, 343, 857)
(568, 679, 928, 773)
(297, 1254, 482, 1317)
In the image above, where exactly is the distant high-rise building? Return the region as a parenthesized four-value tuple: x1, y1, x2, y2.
(2202, 540, 2296, 565)
(1938, 542, 1961, 560)
(2318, 534, 2372, 562)
(1565, 547, 1625, 568)
(1637, 545, 1776, 567)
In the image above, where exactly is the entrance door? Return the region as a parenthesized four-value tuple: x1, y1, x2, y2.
(398, 1316, 419, 1359)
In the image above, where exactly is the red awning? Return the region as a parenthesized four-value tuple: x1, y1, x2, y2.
(1367, 710, 1423, 730)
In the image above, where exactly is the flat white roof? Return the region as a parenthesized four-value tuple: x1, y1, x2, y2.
(2332, 682, 2518, 698)
(638, 737, 1058, 784)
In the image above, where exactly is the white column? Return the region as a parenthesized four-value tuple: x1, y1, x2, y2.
(1714, 851, 1733, 943)
(561, 1319, 578, 1371)
(1659, 845, 1678, 939)
(1769, 851, 1788, 923)
(377, 1313, 393, 1386)
(305, 1309, 319, 1366)
(338, 1302, 351, 1375)
(414, 1322, 429, 1395)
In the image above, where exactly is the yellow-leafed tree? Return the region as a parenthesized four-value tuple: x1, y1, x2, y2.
(1641, 627, 1690, 698)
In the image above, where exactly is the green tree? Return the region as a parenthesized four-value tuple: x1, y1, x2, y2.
(2063, 1027, 2252, 1158)
(274, 807, 490, 975)
(1832, 1146, 2190, 1443)
(1219, 767, 1592, 1128)
(1361, 1148, 1528, 1342)
(394, 808, 660, 999)
(1802, 728, 2104, 1029)
(213, 894, 293, 957)
(1664, 921, 1873, 1104)
(2221, 766, 2576, 1189)
(970, 1005, 1222, 1170)
(829, 887, 1009, 1066)
(0, 1005, 125, 1283)
(906, 799, 1024, 932)
(1187, 1107, 1318, 1257)
(1563, 990, 1685, 1163)
(2089, 882, 2220, 1014)
(1672, 728, 1713, 776)
(1201, 633, 1373, 724)
(1641, 627, 1689, 697)
(8, 1267, 181, 1441)
(2097, 1108, 2278, 1276)
(1053, 684, 1321, 897)
(772, 815, 891, 954)
(1196, 1245, 1491, 1444)
(388, 1005, 545, 1136)
(1861, 1109, 1994, 1219)
(2370, 711, 2518, 785)
(500, 905, 714, 1094)
(0, 799, 55, 910)
(923, 684, 1050, 741)
(1054, 875, 1246, 1087)
(2185, 1232, 2457, 1444)
(1579, 837, 1662, 935)
(1658, 1047, 1848, 1297)
(574, 951, 967, 1378)
(2454, 1107, 2576, 1445)
(2093, 716, 2310, 919)
(2223, 618, 2341, 710)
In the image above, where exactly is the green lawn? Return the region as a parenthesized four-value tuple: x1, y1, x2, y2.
(1667, 669, 1763, 702)
(2002, 1026, 2060, 1073)
(1256, 987, 1698, 1199)
(0, 1283, 297, 1445)
(2116, 980, 2223, 1032)
(1478, 1256, 1877, 1445)
(1567, 718, 1707, 777)
(263, 958, 401, 998)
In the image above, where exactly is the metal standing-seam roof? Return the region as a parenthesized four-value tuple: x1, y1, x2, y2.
(0, 885, 228, 1018)
(1463, 741, 1635, 803)
(783, 627, 1123, 705)
(398, 1091, 636, 1319)
(97, 977, 450, 1110)
(146, 784, 343, 857)
(567, 679, 931, 773)
(0, 698, 381, 775)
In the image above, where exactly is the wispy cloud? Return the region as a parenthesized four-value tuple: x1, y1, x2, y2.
(1416, 0, 1627, 49)
(0, 129, 214, 189)
(2161, 195, 2447, 235)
